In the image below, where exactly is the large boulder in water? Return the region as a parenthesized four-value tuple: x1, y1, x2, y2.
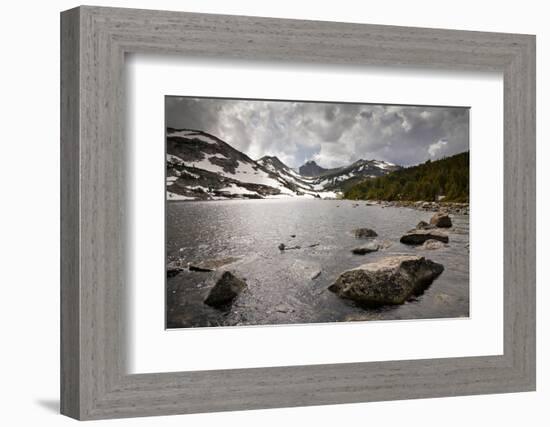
(400, 229, 449, 245)
(204, 271, 247, 308)
(354, 228, 378, 238)
(328, 255, 444, 306)
(351, 241, 380, 255)
(430, 212, 452, 228)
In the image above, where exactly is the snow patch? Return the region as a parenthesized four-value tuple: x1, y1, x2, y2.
(167, 192, 195, 201)
(374, 160, 392, 170)
(218, 184, 258, 196)
(318, 191, 341, 199)
(167, 154, 184, 165)
(210, 153, 230, 160)
(186, 185, 210, 192)
(181, 170, 200, 179)
(168, 130, 218, 145)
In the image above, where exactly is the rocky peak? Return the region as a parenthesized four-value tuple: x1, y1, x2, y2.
(299, 160, 328, 177)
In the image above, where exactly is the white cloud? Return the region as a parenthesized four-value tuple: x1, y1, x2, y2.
(166, 98, 469, 168)
(428, 139, 448, 157)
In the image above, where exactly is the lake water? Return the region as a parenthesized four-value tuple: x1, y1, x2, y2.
(166, 198, 469, 328)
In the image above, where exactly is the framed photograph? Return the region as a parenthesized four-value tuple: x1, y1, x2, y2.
(61, 6, 536, 420)
(164, 96, 470, 329)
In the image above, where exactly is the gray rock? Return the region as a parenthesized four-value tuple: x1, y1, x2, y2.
(416, 220, 436, 230)
(354, 228, 378, 238)
(420, 239, 445, 250)
(167, 264, 185, 278)
(204, 271, 247, 308)
(351, 241, 380, 255)
(310, 270, 322, 280)
(378, 240, 393, 250)
(280, 244, 301, 251)
(189, 264, 214, 272)
(328, 255, 444, 306)
(400, 229, 449, 245)
(430, 211, 453, 228)
(275, 303, 292, 313)
(435, 293, 454, 305)
(167, 259, 186, 277)
(192, 256, 240, 271)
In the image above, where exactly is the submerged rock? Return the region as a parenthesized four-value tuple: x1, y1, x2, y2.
(351, 241, 380, 255)
(416, 220, 435, 230)
(188, 256, 240, 272)
(189, 264, 214, 272)
(378, 240, 393, 250)
(279, 244, 301, 251)
(400, 229, 449, 245)
(435, 293, 454, 305)
(287, 259, 322, 281)
(204, 271, 247, 308)
(279, 235, 310, 251)
(167, 263, 185, 278)
(419, 239, 445, 250)
(344, 313, 384, 322)
(354, 228, 378, 238)
(167, 258, 187, 277)
(275, 303, 293, 313)
(430, 211, 453, 228)
(328, 255, 444, 306)
(310, 270, 322, 280)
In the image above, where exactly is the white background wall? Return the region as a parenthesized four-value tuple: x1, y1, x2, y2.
(0, 0, 547, 425)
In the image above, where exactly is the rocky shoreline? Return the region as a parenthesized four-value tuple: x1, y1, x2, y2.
(167, 197, 469, 217)
(365, 199, 469, 216)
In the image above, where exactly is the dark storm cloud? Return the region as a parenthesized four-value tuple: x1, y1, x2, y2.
(166, 97, 469, 168)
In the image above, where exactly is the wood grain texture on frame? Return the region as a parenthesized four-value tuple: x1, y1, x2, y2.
(60, 5, 536, 420)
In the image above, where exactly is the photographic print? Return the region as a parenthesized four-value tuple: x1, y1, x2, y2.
(165, 96, 469, 329)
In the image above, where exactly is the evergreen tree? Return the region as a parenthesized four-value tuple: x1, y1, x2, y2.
(344, 152, 469, 202)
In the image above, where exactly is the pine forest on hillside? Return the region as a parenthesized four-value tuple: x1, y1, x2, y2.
(344, 152, 469, 203)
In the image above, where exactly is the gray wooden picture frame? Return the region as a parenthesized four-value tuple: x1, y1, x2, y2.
(60, 5, 536, 421)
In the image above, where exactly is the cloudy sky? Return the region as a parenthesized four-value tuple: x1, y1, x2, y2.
(166, 97, 469, 168)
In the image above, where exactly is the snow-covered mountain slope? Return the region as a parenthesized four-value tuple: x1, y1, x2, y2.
(166, 129, 296, 200)
(307, 158, 401, 191)
(256, 156, 322, 197)
(166, 129, 400, 200)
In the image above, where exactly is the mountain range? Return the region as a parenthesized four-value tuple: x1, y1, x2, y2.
(166, 128, 401, 201)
